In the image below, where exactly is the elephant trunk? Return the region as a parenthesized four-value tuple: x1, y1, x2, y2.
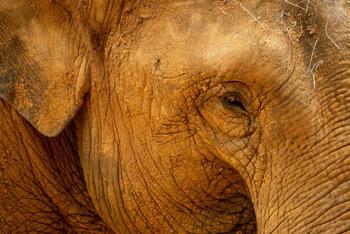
(255, 143, 350, 233)
(249, 2, 350, 232)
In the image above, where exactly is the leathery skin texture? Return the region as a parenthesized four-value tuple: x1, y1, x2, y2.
(1, 0, 350, 233)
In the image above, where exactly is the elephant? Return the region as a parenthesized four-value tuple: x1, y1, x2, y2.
(1, 0, 349, 233)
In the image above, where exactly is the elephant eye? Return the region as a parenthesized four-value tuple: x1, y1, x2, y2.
(222, 92, 247, 112)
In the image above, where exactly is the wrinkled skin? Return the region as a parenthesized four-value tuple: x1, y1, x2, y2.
(0, 100, 111, 232)
(1, 0, 350, 233)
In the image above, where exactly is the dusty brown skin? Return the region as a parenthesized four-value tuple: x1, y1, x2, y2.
(1, 0, 350, 233)
(0, 100, 112, 232)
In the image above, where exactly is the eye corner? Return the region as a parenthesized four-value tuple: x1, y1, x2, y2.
(221, 91, 248, 112)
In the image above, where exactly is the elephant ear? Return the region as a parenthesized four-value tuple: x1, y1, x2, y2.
(0, 0, 93, 137)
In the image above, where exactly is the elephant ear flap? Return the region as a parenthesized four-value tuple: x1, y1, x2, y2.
(0, 1, 93, 137)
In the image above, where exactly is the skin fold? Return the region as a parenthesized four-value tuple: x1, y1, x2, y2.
(1, 0, 350, 233)
(0, 100, 111, 232)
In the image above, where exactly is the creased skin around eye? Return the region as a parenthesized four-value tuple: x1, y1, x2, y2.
(197, 85, 254, 138)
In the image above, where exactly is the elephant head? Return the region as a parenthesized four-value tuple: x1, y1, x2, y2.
(1, 0, 350, 233)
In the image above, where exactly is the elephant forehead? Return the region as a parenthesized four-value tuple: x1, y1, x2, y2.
(134, 1, 295, 85)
